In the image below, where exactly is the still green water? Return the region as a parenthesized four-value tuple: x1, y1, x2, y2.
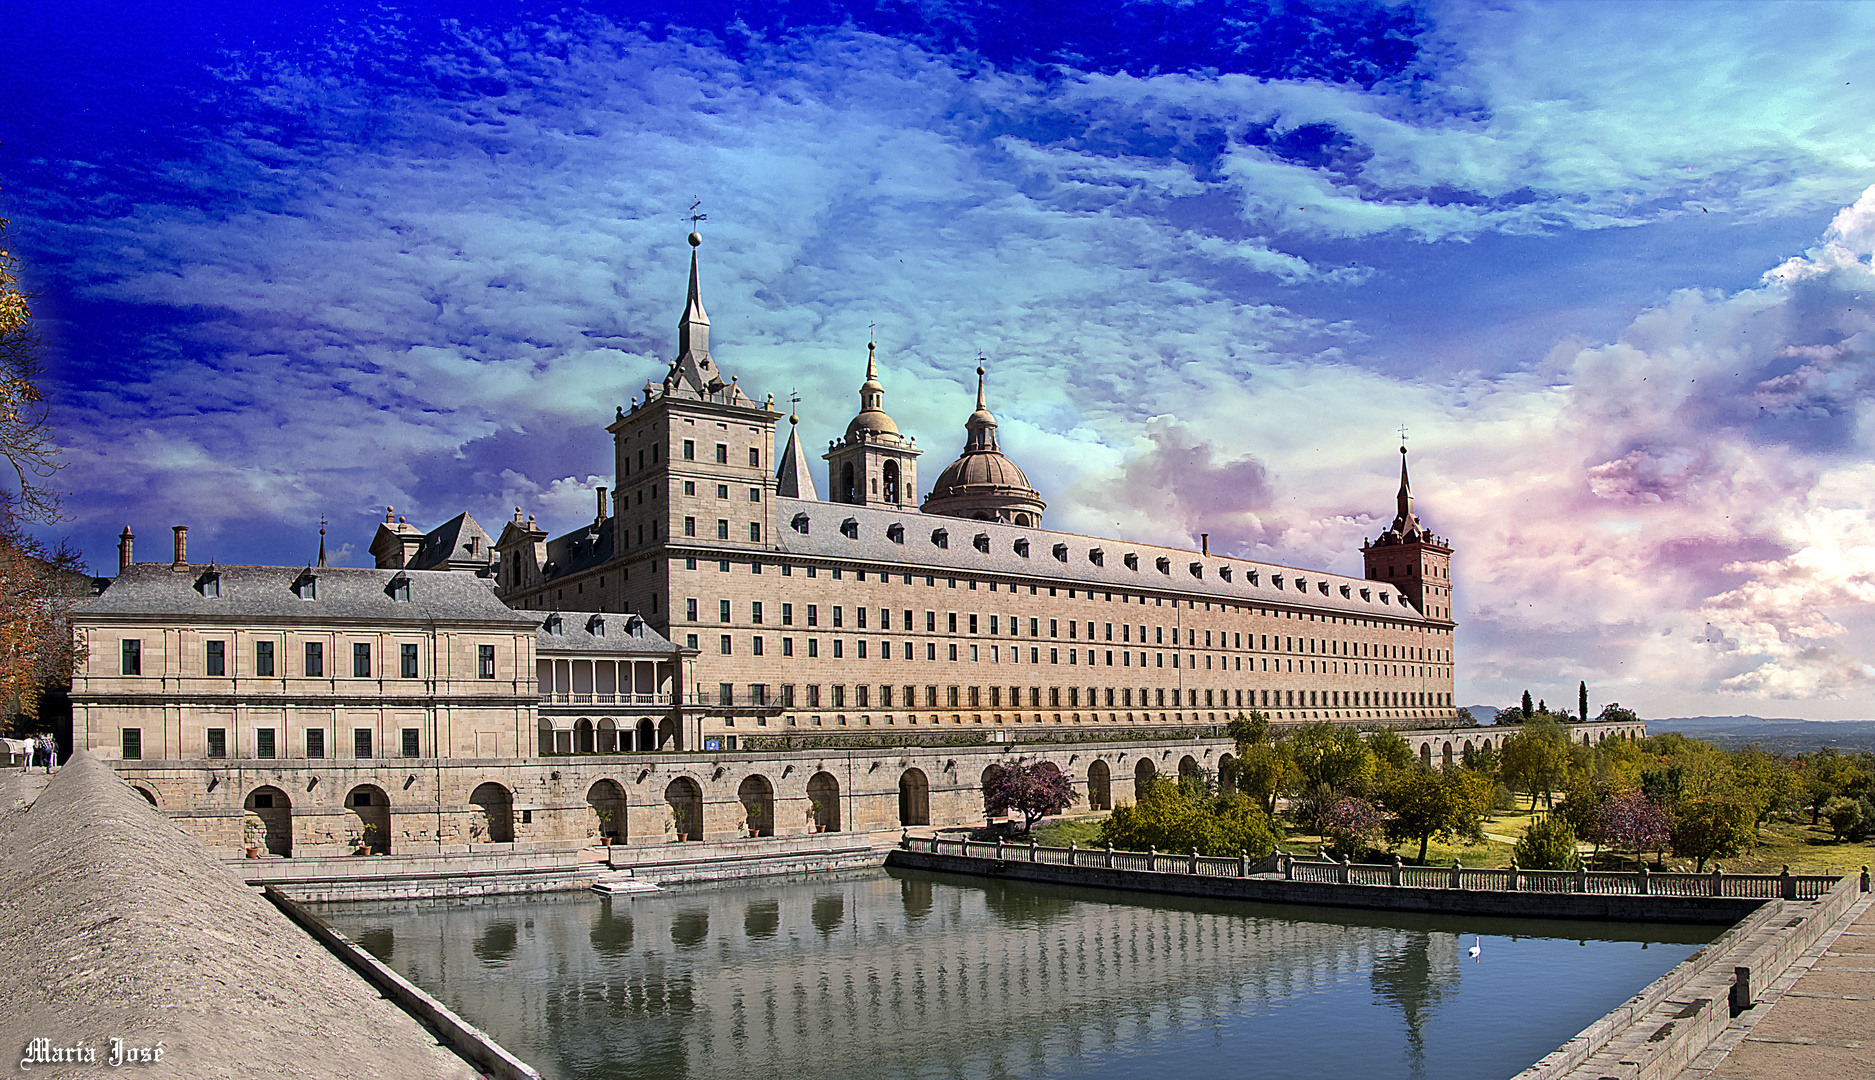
(312, 869, 1716, 1080)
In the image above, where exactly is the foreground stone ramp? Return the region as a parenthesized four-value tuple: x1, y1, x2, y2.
(0, 752, 484, 1079)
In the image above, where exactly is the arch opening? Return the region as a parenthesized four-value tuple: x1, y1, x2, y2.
(807, 771, 841, 833)
(1087, 760, 1111, 811)
(664, 777, 702, 841)
(345, 784, 391, 854)
(469, 782, 515, 843)
(588, 779, 627, 843)
(898, 768, 931, 827)
(245, 786, 291, 857)
(739, 774, 775, 837)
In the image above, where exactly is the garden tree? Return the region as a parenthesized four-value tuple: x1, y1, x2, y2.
(0, 221, 81, 731)
(1669, 795, 1755, 872)
(1822, 796, 1866, 842)
(982, 760, 1078, 833)
(1579, 682, 1588, 726)
(1599, 789, 1670, 864)
(1521, 690, 1534, 720)
(1596, 703, 1639, 723)
(1514, 814, 1581, 871)
(1382, 767, 1492, 865)
(1365, 727, 1416, 774)
(1798, 749, 1868, 826)
(1098, 774, 1278, 858)
(1317, 795, 1383, 860)
(1555, 775, 1612, 857)
(1286, 722, 1378, 794)
(1498, 717, 1572, 810)
(1728, 746, 1802, 828)
(1456, 707, 1478, 727)
(1225, 712, 1299, 815)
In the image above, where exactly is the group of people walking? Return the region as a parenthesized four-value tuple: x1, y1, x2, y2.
(5, 734, 57, 772)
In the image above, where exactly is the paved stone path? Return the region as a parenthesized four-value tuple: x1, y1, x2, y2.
(1683, 892, 1875, 1079)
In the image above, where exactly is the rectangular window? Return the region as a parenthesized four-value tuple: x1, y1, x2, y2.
(687, 598, 699, 621)
(121, 728, 142, 760)
(205, 640, 225, 676)
(683, 439, 695, 460)
(717, 519, 729, 539)
(478, 644, 496, 678)
(720, 599, 732, 623)
(753, 636, 765, 656)
(354, 728, 373, 759)
(781, 684, 796, 707)
(401, 643, 419, 678)
(716, 443, 728, 463)
(721, 634, 733, 655)
(749, 447, 760, 467)
(120, 639, 141, 676)
(206, 728, 226, 759)
(257, 728, 277, 759)
(720, 683, 734, 706)
(807, 604, 819, 627)
(857, 684, 870, 708)
(684, 516, 697, 537)
(304, 641, 324, 677)
(833, 606, 844, 628)
(808, 638, 818, 657)
(782, 637, 794, 656)
(926, 686, 939, 707)
(255, 640, 274, 676)
(782, 602, 793, 626)
(306, 728, 325, 759)
(807, 684, 821, 707)
(402, 729, 420, 758)
(751, 684, 768, 706)
(752, 601, 764, 624)
(686, 633, 699, 650)
(353, 642, 372, 677)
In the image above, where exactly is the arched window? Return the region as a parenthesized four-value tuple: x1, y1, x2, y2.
(883, 460, 900, 504)
(840, 462, 856, 503)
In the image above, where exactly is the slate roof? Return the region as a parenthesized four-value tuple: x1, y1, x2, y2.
(77, 564, 539, 625)
(535, 611, 685, 656)
(540, 518, 617, 580)
(768, 496, 1429, 622)
(409, 512, 496, 572)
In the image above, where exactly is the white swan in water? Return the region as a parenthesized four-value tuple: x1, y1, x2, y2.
(1468, 937, 1482, 961)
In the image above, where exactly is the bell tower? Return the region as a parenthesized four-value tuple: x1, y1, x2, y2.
(1362, 445, 1454, 622)
(824, 341, 921, 508)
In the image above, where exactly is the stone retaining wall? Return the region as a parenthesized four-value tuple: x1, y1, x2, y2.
(0, 752, 511, 1079)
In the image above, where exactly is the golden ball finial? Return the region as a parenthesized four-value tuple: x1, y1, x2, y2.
(688, 231, 702, 247)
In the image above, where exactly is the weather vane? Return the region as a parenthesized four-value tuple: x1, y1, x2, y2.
(688, 196, 706, 230)
(1398, 424, 1409, 447)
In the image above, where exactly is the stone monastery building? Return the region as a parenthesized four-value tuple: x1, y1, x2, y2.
(489, 232, 1458, 748)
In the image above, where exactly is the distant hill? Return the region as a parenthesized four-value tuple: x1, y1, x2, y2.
(1458, 708, 1875, 753)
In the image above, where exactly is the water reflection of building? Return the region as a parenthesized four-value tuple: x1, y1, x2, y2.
(339, 873, 1471, 1079)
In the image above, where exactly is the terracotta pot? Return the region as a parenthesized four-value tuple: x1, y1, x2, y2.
(244, 846, 260, 859)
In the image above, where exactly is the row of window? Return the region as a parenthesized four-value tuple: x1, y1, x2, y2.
(119, 726, 424, 761)
(676, 557, 1452, 637)
(119, 640, 497, 679)
(677, 600, 1446, 661)
(682, 517, 762, 542)
(699, 684, 1451, 711)
(619, 438, 763, 474)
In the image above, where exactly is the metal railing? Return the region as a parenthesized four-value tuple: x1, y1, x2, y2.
(543, 692, 672, 705)
(900, 835, 1841, 900)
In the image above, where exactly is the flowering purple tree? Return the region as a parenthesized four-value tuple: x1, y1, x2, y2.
(983, 762, 1080, 833)
(1599, 789, 1670, 862)
(1317, 795, 1383, 859)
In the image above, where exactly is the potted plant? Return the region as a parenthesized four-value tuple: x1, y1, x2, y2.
(242, 813, 264, 858)
(745, 801, 765, 837)
(594, 806, 616, 846)
(808, 799, 826, 832)
(359, 821, 382, 856)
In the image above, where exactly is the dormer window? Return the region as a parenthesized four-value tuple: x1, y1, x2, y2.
(1272, 574, 1284, 589)
(887, 523, 905, 544)
(1053, 544, 1068, 562)
(196, 571, 221, 598)
(293, 572, 317, 600)
(387, 575, 411, 602)
(1360, 588, 1372, 601)
(624, 614, 645, 636)
(931, 528, 949, 549)
(588, 615, 606, 637)
(1155, 557, 1170, 574)
(974, 533, 990, 553)
(1015, 538, 1030, 558)
(792, 513, 810, 534)
(1124, 553, 1138, 571)
(1090, 548, 1104, 567)
(1219, 566, 1231, 582)
(841, 518, 859, 540)
(545, 613, 564, 635)
(1381, 593, 1392, 604)
(1318, 581, 1330, 595)
(1339, 584, 1351, 598)
(1189, 562, 1203, 578)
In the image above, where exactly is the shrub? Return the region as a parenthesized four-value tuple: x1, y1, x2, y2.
(1823, 795, 1864, 842)
(1514, 815, 1580, 871)
(1100, 775, 1278, 858)
(1317, 796, 1382, 860)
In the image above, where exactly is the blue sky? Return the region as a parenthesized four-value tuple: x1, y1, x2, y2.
(5, 1, 1875, 718)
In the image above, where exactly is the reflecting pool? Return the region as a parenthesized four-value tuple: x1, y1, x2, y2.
(311, 868, 1716, 1080)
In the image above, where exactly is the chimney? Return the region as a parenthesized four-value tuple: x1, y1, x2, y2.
(171, 525, 188, 569)
(596, 486, 608, 523)
(117, 527, 134, 573)
(1201, 533, 1209, 556)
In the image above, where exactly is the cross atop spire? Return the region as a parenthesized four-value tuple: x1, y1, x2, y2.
(1392, 443, 1421, 538)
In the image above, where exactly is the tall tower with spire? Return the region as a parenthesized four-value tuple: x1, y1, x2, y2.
(823, 340, 921, 508)
(922, 365, 1046, 526)
(1362, 444, 1453, 622)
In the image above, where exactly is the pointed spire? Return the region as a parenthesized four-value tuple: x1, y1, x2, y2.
(1391, 445, 1421, 537)
(677, 230, 710, 361)
(965, 363, 998, 452)
(317, 516, 328, 568)
(775, 413, 821, 500)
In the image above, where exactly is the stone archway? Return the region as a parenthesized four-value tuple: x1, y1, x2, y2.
(587, 779, 627, 843)
(245, 786, 291, 857)
(1442, 742, 1454, 769)
(665, 777, 702, 841)
(1178, 755, 1199, 781)
(1217, 754, 1236, 796)
(345, 784, 391, 854)
(537, 718, 554, 756)
(469, 782, 514, 843)
(1419, 743, 1432, 767)
(739, 774, 775, 837)
(636, 718, 655, 752)
(1134, 757, 1157, 801)
(597, 718, 620, 753)
(898, 768, 931, 827)
(1035, 761, 1067, 814)
(576, 718, 595, 754)
(807, 771, 841, 833)
(133, 785, 159, 807)
(657, 717, 679, 751)
(980, 764, 1007, 819)
(1087, 759, 1111, 810)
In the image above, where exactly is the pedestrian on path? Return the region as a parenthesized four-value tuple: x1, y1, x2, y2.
(37, 734, 55, 773)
